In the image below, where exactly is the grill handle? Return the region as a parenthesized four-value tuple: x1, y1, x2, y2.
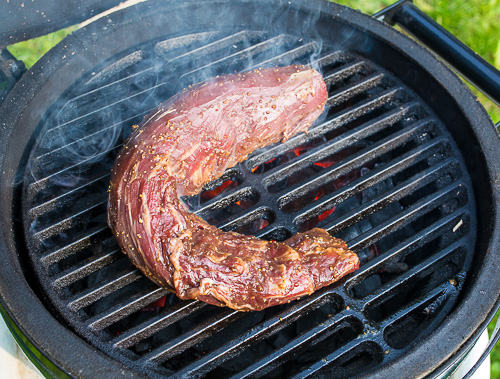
(375, 0, 500, 107)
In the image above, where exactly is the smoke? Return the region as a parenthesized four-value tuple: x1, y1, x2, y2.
(22, 0, 337, 246)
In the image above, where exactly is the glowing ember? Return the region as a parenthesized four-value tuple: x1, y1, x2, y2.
(251, 157, 278, 174)
(318, 206, 336, 222)
(314, 188, 325, 201)
(314, 161, 335, 168)
(201, 179, 236, 201)
(141, 296, 166, 311)
(292, 146, 308, 157)
(235, 218, 270, 234)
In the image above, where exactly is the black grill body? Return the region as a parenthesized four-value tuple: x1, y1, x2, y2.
(0, 1, 499, 378)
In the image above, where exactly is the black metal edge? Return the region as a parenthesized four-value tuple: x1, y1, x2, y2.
(0, 305, 71, 379)
(372, 0, 413, 24)
(323, 2, 500, 378)
(0, 6, 164, 378)
(389, 2, 500, 106)
(0, 49, 26, 107)
(462, 304, 500, 379)
(0, 0, 123, 47)
(0, 0, 496, 377)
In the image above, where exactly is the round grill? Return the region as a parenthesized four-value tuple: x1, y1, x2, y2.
(0, 1, 498, 378)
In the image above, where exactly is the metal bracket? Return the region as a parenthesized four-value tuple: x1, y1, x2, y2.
(0, 49, 26, 107)
(375, 0, 500, 107)
(373, 0, 412, 25)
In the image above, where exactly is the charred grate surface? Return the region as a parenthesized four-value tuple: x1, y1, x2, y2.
(21, 29, 476, 378)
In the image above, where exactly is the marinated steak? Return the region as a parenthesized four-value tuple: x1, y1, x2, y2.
(108, 65, 359, 311)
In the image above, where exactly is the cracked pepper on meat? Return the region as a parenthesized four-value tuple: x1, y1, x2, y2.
(108, 65, 359, 311)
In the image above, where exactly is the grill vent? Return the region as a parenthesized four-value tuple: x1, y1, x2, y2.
(22, 30, 475, 378)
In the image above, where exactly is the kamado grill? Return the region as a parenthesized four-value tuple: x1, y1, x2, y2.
(0, 0, 499, 377)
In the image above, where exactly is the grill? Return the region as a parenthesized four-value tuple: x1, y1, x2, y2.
(0, 0, 499, 378)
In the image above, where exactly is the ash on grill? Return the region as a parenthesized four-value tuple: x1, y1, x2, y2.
(21, 27, 474, 378)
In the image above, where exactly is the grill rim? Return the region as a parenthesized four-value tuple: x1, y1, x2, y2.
(0, 0, 498, 377)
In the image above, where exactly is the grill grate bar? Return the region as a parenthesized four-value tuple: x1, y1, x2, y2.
(174, 290, 336, 378)
(142, 310, 244, 364)
(215, 206, 272, 232)
(179, 34, 296, 80)
(33, 122, 123, 171)
(52, 249, 122, 290)
(379, 285, 449, 332)
(345, 207, 468, 288)
(68, 269, 143, 312)
(33, 200, 107, 241)
(314, 151, 455, 233)
(323, 61, 368, 86)
(361, 238, 467, 307)
(55, 71, 157, 127)
(154, 31, 225, 60)
(167, 30, 265, 68)
(248, 42, 318, 69)
(264, 110, 430, 190)
(315, 51, 351, 67)
(246, 87, 404, 168)
(40, 226, 111, 266)
(36, 109, 145, 162)
(29, 172, 111, 220)
(326, 72, 385, 107)
(278, 120, 439, 213)
(195, 186, 255, 217)
(88, 286, 169, 331)
(232, 314, 355, 379)
(346, 181, 466, 251)
(112, 300, 207, 349)
(60, 62, 155, 105)
(292, 338, 369, 379)
(28, 144, 119, 193)
(82, 65, 156, 98)
(47, 83, 164, 138)
(273, 102, 421, 200)
(287, 121, 437, 222)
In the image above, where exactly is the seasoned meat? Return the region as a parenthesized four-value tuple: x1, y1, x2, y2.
(108, 65, 359, 311)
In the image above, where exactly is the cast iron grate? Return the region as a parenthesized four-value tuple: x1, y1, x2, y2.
(21, 29, 475, 378)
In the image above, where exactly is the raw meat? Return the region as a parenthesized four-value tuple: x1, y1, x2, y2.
(108, 65, 359, 311)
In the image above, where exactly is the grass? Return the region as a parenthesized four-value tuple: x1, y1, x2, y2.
(334, 0, 500, 125)
(490, 310, 500, 379)
(7, 27, 77, 69)
(6, 1, 500, 378)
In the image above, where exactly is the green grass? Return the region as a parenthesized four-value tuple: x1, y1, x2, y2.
(7, 27, 77, 69)
(490, 309, 500, 379)
(334, 0, 500, 124)
(6, 2, 500, 377)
